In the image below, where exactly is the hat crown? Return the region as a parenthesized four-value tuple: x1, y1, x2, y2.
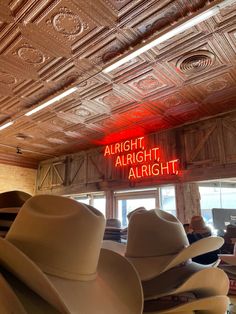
(6, 195, 105, 281)
(190, 215, 206, 231)
(126, 209, 189, 257)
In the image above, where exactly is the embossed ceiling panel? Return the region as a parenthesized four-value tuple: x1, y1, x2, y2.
(0, 0, 235, 167)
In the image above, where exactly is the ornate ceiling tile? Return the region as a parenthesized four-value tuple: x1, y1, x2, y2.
(93, 89, 132, 111)
(118, 106, 157, 123)
(0, 71, 17, 85)
(196, 72, 235, 95)
(35, 1, 98, 45)
(47, 137, 67, 145)
(125, 70, 172, 97)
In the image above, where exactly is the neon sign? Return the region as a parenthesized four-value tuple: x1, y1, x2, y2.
(104, 136, 179, 180)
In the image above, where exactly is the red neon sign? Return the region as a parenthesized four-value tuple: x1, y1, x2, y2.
(104, 136, 179, 180)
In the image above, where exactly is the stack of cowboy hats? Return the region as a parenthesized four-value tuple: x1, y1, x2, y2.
(104, 218, 122, 242)
(0, 194, 144, 313)
(103, 209, 230, 313)
(0, 190, 31, 237)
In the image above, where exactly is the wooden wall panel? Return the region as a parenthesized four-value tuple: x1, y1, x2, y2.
(36, 111, 236, 195)
(37, 158, 66, 191)
(69, 153, 86, 186)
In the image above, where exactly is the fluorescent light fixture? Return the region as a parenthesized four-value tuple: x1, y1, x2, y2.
(0, 121, 14, 131)
(25, 86, 78, 116)
(103, 0, 234, 73)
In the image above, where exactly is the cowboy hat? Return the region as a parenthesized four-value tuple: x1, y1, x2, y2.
(143, 295, 229, 313)
(219, 243, 236, 266)
(0, 194, 143, 314)
(0, 190, 31, 208)
(0, 266, 62, 313)
(103, 209, 223, 281)
(190, 215, 211, 236)
(0, 271, 27, 313)
(0, 190, 32, 237)
(142, 262, 229, 300)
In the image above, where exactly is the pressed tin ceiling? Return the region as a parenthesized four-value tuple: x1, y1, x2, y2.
(0, 0, 236, 168)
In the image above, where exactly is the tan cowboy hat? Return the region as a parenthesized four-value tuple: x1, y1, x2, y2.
(0, 266, 62, 313)
(0, 194, 143, 314)
(142, 262, 229, 300)
(190, 215, 211, 235)
(144, 295, 229, 313)
(0, 190, 31, 208)
(103, 209, 223, 281)
(0, 272, 27, 313)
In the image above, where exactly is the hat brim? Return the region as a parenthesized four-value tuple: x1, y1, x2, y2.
(219, 254, 236, 266)
(0, 272, 27, 313)
(103, 236, 223, 281)
(144, 295, 229, 313)
(0, 238, 143, 314)
(219, 264, 236, 275)
(142, 262, 229, 300)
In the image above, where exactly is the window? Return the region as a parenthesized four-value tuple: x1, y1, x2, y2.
(71, 193, 106, 217)
(115, 186, 176, 228)
(199, 181, 236, 233)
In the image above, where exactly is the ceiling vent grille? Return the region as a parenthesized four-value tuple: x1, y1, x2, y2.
(176, 50, 216, 74)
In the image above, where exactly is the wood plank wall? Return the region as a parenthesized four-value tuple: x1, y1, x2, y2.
(36, 111, 236, 221)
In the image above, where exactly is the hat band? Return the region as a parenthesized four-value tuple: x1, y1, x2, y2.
(144, 293, 196, 312)
(39, 262, 97, 281)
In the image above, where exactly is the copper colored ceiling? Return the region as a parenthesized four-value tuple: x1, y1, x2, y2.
(0, 0, 236, 168)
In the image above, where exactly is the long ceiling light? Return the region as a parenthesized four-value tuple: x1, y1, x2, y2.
(0, 121, 14, 131)
(25, 86, 78, 116)
(102, 0, 235, 73)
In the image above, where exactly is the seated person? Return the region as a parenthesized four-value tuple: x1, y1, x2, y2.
(187, 215, 219, 265)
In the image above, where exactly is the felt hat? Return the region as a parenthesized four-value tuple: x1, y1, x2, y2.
(0, 194, 143, 314)
(142, 262, 229, 300)
(143, 295, 229, 313)
(0, 272, 27, 313)
(0, 190, 31, 208)
(103, 209, 223, 281)
(219, 243, 236, 266)
(190, 215, 211, 235)
(127, 207, 147, 221)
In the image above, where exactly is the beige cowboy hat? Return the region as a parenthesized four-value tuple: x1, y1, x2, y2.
(0, 266, 62, 313)
(0, 194, 143, 314)
(103, 209, 223, 281)
(143, 261, 229, 300)
(0, 271, 27, 314)
(143, 295, 229, 314)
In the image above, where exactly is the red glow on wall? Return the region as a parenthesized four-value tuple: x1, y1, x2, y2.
(94, 127, 145, 146)
(104, 136, 180, 180)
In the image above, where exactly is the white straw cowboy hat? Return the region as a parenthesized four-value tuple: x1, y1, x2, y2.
(143, 295, 229, 314)
(0, 194, 143, 314)
(142, 262, 229, 300)
(103, 209, 224, 281)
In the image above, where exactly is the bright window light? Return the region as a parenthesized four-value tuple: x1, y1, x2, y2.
(25, 86, 78, 116)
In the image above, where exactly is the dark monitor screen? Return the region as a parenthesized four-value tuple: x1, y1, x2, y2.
(212, 208, 236, 230)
